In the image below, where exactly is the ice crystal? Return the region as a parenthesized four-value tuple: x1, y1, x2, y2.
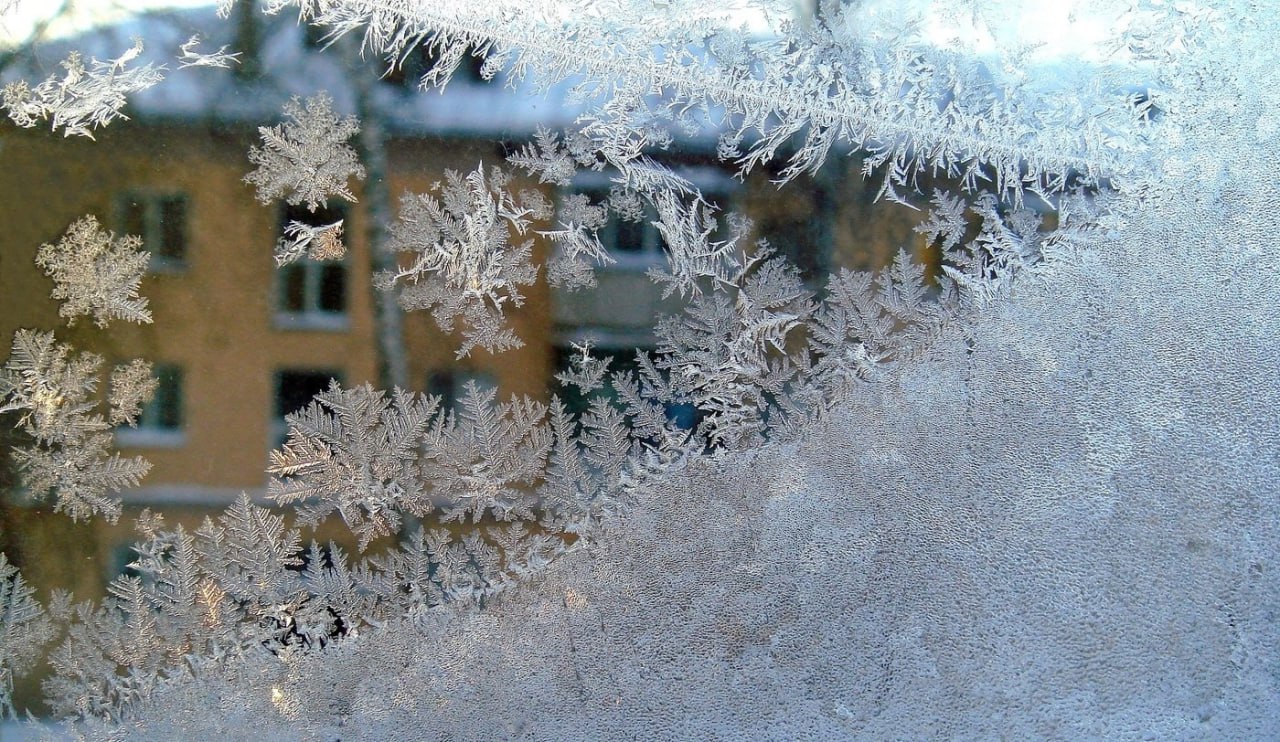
(539, 193, 612, 290)
(647, 192, 749, 299)
(424, 382, 550, 524)
(554, 341, 610, 395)
(0, 331, 153, 522)
(379, 166, 541, 357)
(269, 383, 439, 550)
(1, 0, 1277, 738)
(0, 554, 53, 721)
(289, 0, 1144, 202)
(35, 216, 152, 328)
(507, 126, 579, 187)
(274, 219, 347, 266)
(1, 39, 164, 139)
(176, 34, 242, 69)
(654, 244, 814, 449)
(244, 93, 366, 212)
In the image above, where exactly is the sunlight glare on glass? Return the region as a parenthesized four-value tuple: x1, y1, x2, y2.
(0, 0, 213, 46)
(912, 0, 1115, 62)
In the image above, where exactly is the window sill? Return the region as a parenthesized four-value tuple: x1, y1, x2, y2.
(273, 313, 350, 332)
(115, 429, 186, 449)
(147, 259, 187, 275)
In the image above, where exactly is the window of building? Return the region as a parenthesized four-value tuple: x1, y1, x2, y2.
(569, 175, 737, 272)
(301, 21, 327, 49)
(116, 192, 188, 270)
(107, 542, 143, 583)
(604, 204, 666, 262)
(566, 188, 666, 270)
(273, 369, 342, 447)
(427, 369, 498, 418)
(115, 364, 184, 448)
(552, 344, 699, 429)
(275, 203, 348, 330)
(755, 209, 828, 283)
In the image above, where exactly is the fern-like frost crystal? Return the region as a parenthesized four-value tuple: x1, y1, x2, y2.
(269, 383, 439, 550)
(0, 331, 153, 521)
(0, 1, 1277, 737)
(0, 555, 52, 721)
(379, 166, 542, 357)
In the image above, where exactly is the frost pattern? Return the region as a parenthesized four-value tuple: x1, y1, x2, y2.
(653, 244, 814, 449)
(0, 331, 153, 522)
(274, 219, 347, 266)
(244, 93, 366, 212)
(1, 0, 1278, 738)
(176, 34, 242, 69)
(377, 166, 542, 357)
(268, 383, 439, 550)
(0, 554, 53, 721)
(1, 39, 164, 139)
(35, 216, 152, 328)
(554, 341, 609, 394)
(279, 0, 1152, 203)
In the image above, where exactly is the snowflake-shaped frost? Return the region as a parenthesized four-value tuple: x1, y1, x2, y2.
(35, 216, 152, 328)
(379, 165, 540, 356)
(244, 93, 366, 212)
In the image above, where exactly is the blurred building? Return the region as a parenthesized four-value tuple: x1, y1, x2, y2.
(0, 3, 930, 596)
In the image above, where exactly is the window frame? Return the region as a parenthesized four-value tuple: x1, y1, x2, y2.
(271, 368, 344, 449)
(565, 168, 739, 272)
(272, 203, 350, 331)
(114, 191, 189, 273)
(114, 363, 185, 449)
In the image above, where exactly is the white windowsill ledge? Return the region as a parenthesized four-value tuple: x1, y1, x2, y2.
(273, 313, 350, 332)
(115, 429, 186, 449)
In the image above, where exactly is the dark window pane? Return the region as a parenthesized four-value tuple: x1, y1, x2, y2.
(118, 193, 187, 268)
(462, 50, 485, 82)
(277, 202, 347, 317)
(129, 364, 182, 432)
(383, 43, 430, 89)
(281, 201, 345, 231)
(318, 265, 346, 313)
(758, 213, 824, 281)
(302, 22, 326, 49)
(614, 219, 646, 253)
(426, 370, 457, 412)
(120, 198, 147, 242)
(664, 402, 699, 431)
(151, 366, 183, 430)
(275, 371, 337, 418)
(280, 265, 307, 312)
(158, 197, 187, 261)
(551, 347, 589, 417)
